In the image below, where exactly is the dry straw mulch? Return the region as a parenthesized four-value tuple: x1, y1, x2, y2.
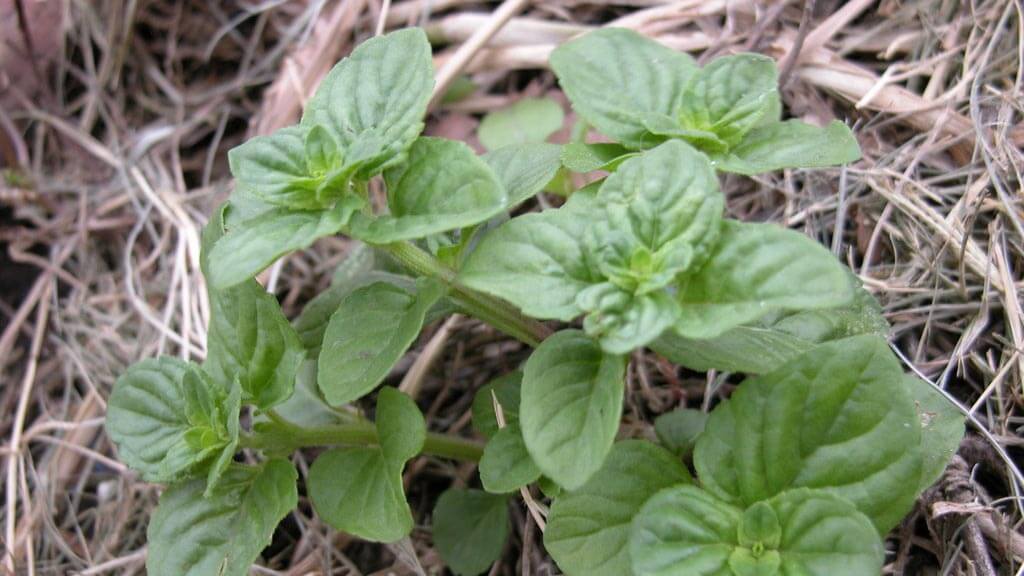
(1, 0, 1022, 574)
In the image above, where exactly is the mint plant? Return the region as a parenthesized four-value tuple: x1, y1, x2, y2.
(104, 27, 964, 576)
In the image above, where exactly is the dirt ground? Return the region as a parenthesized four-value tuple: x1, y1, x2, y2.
(1, 0, 1022, 574)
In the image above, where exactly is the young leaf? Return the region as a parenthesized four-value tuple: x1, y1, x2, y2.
(654, 408, 708, 458)
(678, 54, 778, 149)
(146, 459, 298, 576)
(577, 283, 679, 354)
(629, 487, 883, 576)
(904, 375, 965, 492)
(208, 195, 364, 289)
(226, 126, 319, 209)
(105, 358, 234, 482)
(478, 97, 564, 151)
(550, 28, 698, 148)
(693, 336, 924, 532)
(346, 138, 506, 243)
(205, 280, 305, 409)
(545, 440, 692, 576)
(479, 423, 541, 494)
(433, 488, 510, 576)
(460, 204, 601, 321)
(318, 279, 444, 406)
(598, 140, 722, 259)
(301, 28, 434, 176)
(309, 388, 426, 542)
(560, 142, 636, 173)
(654, 281, 888, 373)
(673, 221, 853, 339)
(521, 330, 627, 489)
(714, 120, 861, 175)
(471, 371, 522, 440)
(483, 143, 563, 210)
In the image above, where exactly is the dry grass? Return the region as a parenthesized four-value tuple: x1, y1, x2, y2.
(1, 0, 1022, 574)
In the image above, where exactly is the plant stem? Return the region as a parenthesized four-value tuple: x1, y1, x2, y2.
(241, 420, 484, 462)
(381, 241, 550, 346)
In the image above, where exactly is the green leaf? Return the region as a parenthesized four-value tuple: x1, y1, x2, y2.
(347, 138, 506, 243)
(694, 336, 924, 532)
(593, 139, 723, 278)
(105, 358, 235, 482)
(678, 54, 778, 149)
(205, 281, 305, 409)
(460, 204, 601, 321)
(654, 280, 888, 373)
(560, 142, 636, 173)
(293, 270, 413, 351)
(478, 97, 564, 151)
(904, 375, 965, 492)
(317, 279, 444, 406)
(714, 120, 861, 175)
(269, 359, 347, 427)
(551, 28, 698, 148)
(208, 195, 364, 289)
(480, 423, 541, 493)
(227, 126, 331, 210)
(654, 408, 708, 458)
(433, 488, 510, 576)
(309, 388, 426, 542)
(483, 143, 563, 209)
(578, 283, 679, 354)
(301, 28, 434, 176)
(674, 220, 853, 339)
(545, 440, 692, 576)
(146, 459, 298, 576)
(521, 330, 627, 489)
(629, 487, 883, 576)
(629, 485, 741, 576)
(471, 371, 522, 440)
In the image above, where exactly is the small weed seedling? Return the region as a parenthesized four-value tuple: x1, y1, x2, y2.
(105, 28, 965, 576)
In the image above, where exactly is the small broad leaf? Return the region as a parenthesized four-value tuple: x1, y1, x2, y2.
(560, 142, 636, 173)
(714, 120, 861, 175)
(674, 220, 853, 339)
(483, 143, 563, 210)
(346, 138, 506, 243)
(678, 54, 778, 149)
(596, 140, 723, 265)
(208, 195, 364, 289)
(471, 371, 522, 440)
(433, 488, 510, 576)
(105, 358, 235, 482)
(478, 97, 564, 151)
(904, 375, 965, 492)
(654, 408, 708, 458)
(578, 283, 679, 354)
(301, 28, 434, 177)
(205, 280, 305, 409)
(317, 279, 444, 406)
(227, 126, 330, 210)
(629, 487, 883, 576)
(655, 280, 888, 373)
(479, 423, 541, 493)
(551, 28, 698, 149)
(545, 440, 692, 576)
(460, 203, 601, 321)
(521, 330, 627, 489)
(309, 388, 426, 542)
(694, 335, 924, 532)
(146, 459, 298, 576)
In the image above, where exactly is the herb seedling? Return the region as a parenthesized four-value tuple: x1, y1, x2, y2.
(105, 28, 964, 576)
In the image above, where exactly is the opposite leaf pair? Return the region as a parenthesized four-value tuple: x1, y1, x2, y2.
(462, 140, 854, 354)
(553, 28, 861, 175)
(544, 336, 965, 576)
